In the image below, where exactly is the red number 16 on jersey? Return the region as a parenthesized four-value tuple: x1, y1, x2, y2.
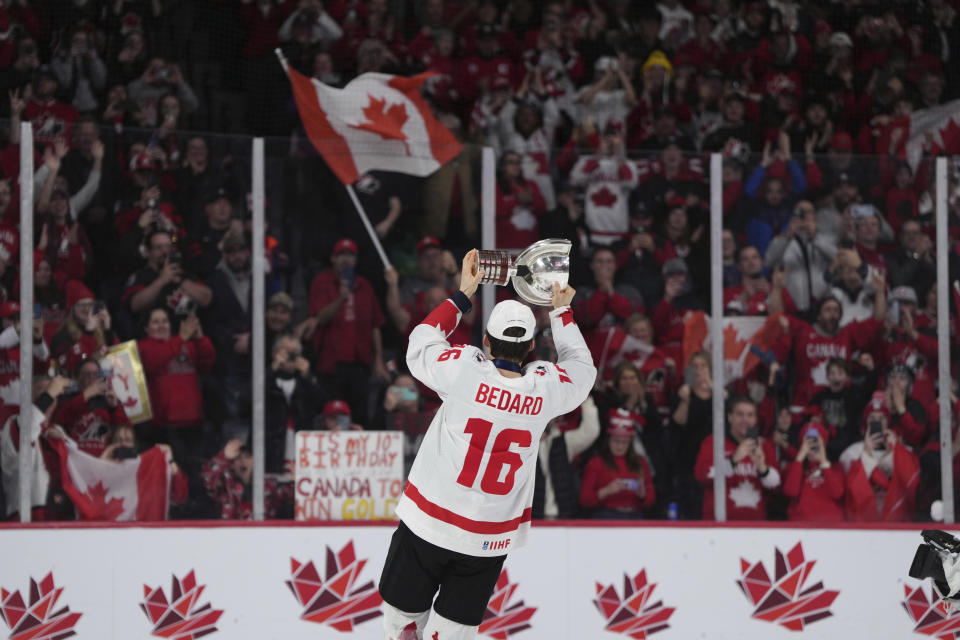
(456, 418, 532, 496)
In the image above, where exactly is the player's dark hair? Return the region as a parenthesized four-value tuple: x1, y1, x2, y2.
(486, 326, 533, 364)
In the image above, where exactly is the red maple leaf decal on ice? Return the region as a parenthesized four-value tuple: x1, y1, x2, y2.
(723, 323, 749, 362)
(594, 569, 675, 639)
(902, 580, 960, 639)
(140, 570, 223, 640)
(478, 570, 536, 639)
(349, 96, 410, 155)
(737, 542, 839, 631)
(590, 186, 618, 208)
(86, 481, 125, 520)
(286, 542, 383, 632)
(0, 572, 82, 640)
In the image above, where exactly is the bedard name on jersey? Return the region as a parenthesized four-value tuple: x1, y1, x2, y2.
(396, 294, 596, 557)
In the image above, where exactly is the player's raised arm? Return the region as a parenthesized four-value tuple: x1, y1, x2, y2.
(405, 249, 485, 395)
(548, 282, 597, 414)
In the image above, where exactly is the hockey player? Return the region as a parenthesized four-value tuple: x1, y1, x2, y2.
(379, 249, 596, 640)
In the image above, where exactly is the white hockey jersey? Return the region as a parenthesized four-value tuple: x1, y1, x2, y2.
(397, 298, 595, 557)
(569, 155, 638, 245)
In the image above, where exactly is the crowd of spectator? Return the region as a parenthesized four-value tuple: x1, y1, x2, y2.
(0, 0, 960, 523)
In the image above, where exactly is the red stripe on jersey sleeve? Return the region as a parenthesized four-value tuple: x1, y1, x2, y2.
(404, 482, 532, 534)
(421, 299, 460, 336)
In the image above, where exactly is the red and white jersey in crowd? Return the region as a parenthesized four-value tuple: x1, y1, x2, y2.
(495, 98, 560, 209)
(775, 316, 882, 411)
(397, 299, 596, 557)
(569, 155, 638, 245)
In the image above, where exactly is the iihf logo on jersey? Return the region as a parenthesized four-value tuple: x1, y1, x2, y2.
(0, 572, 82, 640)
(286, 541, 383, 631)
(593, 569, 675, 638)
(737, 542, 839, 630)
(482, 539, 511, 552)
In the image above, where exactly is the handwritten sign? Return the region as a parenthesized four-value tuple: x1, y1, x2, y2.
(294, 431, 403, 521)
(99, 341, 152, 424)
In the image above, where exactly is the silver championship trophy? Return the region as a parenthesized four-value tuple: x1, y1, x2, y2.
(477, 239, 572, 306)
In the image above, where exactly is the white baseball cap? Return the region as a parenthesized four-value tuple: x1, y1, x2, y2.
(486, 300, 536, 343)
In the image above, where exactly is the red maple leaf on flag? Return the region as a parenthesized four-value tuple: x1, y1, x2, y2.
(349, 95, 410, 155)
(86, 481, 124, 520)
(590, 186, 618, 208)
(723, 323, 749, 362)
(928, 118, 960, 158)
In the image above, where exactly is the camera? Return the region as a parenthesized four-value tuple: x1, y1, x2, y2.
(745, 427, 760, 440)
(869, 418, 884, 435)
(910, 530, 960, 603)
(168, 249, 182, 266)
(112, 446, 138, 461)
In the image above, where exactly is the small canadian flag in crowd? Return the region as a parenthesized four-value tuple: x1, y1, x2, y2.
(52, 437, 169, 521)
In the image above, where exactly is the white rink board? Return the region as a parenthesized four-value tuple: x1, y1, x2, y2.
(0, 523, 950, 639)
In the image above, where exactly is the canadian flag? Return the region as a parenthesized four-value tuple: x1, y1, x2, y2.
(279, 52, 462, 185)
(682, 312, 783, 380)
(904, 98, 960, 171)
(53, 436, 169, 521)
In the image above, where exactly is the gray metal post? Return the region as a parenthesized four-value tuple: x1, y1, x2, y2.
(481, 147, 495, 330)
(937, 157, 954, 523)
(251, 138, 266, 520)
(710, 153, 726, 521)
(18, 123, 35, 522)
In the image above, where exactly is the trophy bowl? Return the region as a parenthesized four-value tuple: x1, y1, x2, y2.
(477, 239, 572, 306)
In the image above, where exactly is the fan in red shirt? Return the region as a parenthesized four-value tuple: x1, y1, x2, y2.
(50, 280, 118, 375)
(694, 396, 781, 521)
(723, 245, 797, 316)
(495, 151, 546, 250)
(53, 360, 131, 458)
(579, 415, 655, 519)
(782, 422, 844, 522)
(454, 23, 516, 110)
(23, 67, 79, 146)
(774, 295, 884, 413)
(839, 394, 919, 522)
(137, 310, 214, 479)
(307, 238, 387, 425)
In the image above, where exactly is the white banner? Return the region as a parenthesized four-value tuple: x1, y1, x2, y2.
(294, 431, 403, 521)
(0, 524, 952, 639)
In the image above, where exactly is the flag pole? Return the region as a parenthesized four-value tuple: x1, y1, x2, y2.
(345, 184, 392, 269)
